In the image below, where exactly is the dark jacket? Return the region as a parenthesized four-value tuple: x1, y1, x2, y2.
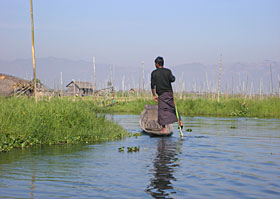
(151, 68, 175, 96)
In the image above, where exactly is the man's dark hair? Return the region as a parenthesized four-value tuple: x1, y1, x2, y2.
(155, 56, 164, 66)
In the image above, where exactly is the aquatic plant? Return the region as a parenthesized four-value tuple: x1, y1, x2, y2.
(118, 146, 125, 152)
(0, 97, 130, 152)
(127, 146, 140, 152)
(118, 146, 140, 152)
(133, 132, 142, 137)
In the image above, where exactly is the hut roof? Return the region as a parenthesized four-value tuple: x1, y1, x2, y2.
(66, 81, 93, 89)
(0, 73, 52, 96)
(0, 73, 32, 96)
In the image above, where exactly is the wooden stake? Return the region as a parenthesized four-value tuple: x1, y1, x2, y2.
(141, 61, 144, 93)
(217, 54, 222, 102)
(110, 64, 113, 88)
(231, 76, 234, 96)
(238, 72, 241, 94)
(249, 81, 253, 99)
(246, 75, 248, 95)
(278, 74, 280, 98)
(122, 76, 125, 97)
(93, 56, 96, 92)
(60, 72, 63, 97)
(73, 79, 76, 100)
(259, 79, 262, 99)
(260, 78, 264, 99)
(226, 83, 229, 99)
(270, 64, 273, 95)
(206, 72, 209, 97)
(30, 0, 37, 103)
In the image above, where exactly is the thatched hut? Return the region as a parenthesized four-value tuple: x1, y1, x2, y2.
(0, 73, 55, 97)
(0, 73, 33, 96)
(66, 81, 94, 96)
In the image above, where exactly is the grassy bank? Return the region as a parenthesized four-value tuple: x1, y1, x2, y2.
(0, 97, 130, 152)
(94, 97, 280, 118)
(176, 97, 280, 118)
(1, 96, 279, 152)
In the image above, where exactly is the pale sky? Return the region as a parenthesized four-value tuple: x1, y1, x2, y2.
(0, 0, 279, 67)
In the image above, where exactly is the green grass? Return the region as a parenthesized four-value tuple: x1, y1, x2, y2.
(2, 95, 279, 152)
(92, 99, 155, 114)
(0, 97, 130, 152)
(93, 96, 280, 118)
(176, 97, 280, 118)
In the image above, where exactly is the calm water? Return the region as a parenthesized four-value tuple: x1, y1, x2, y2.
(0, 115, 280, 199)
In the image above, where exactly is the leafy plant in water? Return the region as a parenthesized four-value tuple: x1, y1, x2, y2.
(0, 97, 131, 152)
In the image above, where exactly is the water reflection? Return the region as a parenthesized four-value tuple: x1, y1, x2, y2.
(30, 170, 35, 199)
(1, 115, 279, 199)
(146, 138, 182, 198)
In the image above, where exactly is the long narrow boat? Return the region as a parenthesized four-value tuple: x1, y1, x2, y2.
(139, 104, 173, 136)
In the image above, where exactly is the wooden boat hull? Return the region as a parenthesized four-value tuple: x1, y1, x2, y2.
(139, 104, 173, 136)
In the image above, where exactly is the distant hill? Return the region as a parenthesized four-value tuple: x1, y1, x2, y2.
(172, 60, 280, 94)
(0, 57, 279, 94)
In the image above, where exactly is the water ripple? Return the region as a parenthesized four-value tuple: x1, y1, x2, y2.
(0, 115, 280, 198)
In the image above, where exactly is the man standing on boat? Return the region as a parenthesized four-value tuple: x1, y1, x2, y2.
(151, 56, 183, 133)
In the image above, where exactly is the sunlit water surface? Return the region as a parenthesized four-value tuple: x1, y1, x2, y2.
(0, 115, 279, 199)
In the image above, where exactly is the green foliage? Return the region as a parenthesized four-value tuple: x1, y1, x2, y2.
(92, 99, 156, 114)
(118, 146, 140, 153)
(0, 97, 130, 152)
(2, 96, 277, 152)
(92, 96, 280, 118)
(245, 97, 280, 118)
(177, 97, 280, 118)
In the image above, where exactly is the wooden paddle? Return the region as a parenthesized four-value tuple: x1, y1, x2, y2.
(174, 99, 184, 137)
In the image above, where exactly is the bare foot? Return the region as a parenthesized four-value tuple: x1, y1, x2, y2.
(160, 127, 167, 133)
(179, 120, 183, 129)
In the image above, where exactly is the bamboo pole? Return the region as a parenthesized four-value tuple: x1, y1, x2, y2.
(138, 77, 140, 97)
(217, 54, 222, 102)
(182, 81, 185, 99)
(242, 81, 245, 95)
(231, 76, 234, 96)
(238, 72, 241, 94)
(270, 64, 273, 95)
(60, 72, 63, 97)
(259, 78, 264, 99)
(249, 82, 253, 99)
(206, 72, 210, 97)
(110, 64, 113, 87)
(141, 61, 144, 93)
(93, 56, 96, 92)
(243, 81, 248, 104)
(30, 0, 37, 103)
(226, 83, 229, 99)
(245, 75, 248, 96)
(73, 79, 76, 101)
(278, 75, 280, 98)
(122, 76, 125, 97)
(259, 79, 261, 99)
